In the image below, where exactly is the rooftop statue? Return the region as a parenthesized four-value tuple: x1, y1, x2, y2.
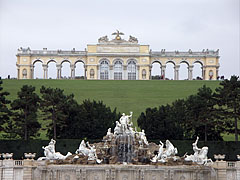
(112, 30, 124, 40)
(98, 35, 109, 43)
(129, 35, 138, 43)
(38, 139, 72, 160)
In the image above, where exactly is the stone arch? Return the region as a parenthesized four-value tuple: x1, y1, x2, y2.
(32, 59, 43, 65)
(47, 59, 57, 65)
(75, 60, 85, 79)
(165, 61, 175, 80)
(113, 58, 124, 64)
(179, 61, 189, 80)
(48, 60, 57, 79)
(193, 60, 203, 80)
(99, 58, 110, 64)
(60, 59, 71, 79)
(126, 58, 137, 65)
(151, 60, 162, 79)
(32, 59, 43, 79)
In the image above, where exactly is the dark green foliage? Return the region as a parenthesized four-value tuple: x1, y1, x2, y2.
(6, 85, 41, 140)
(138, 105, 184, 140)
(138, 85, 228, 141)
(214, 75, 240, 141)
(0, 77, 11, 130)
(40, 86, 76, 139)
(184, 85, 225, 141)
(58, 99, 121, 139)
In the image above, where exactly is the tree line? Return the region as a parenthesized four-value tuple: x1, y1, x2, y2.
(1, 76, 240, 141)
(137, 76, 240, 141)
(0, 77, 120, 140)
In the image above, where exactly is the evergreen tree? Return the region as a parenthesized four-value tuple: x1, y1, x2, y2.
(185, 85, 224, 141)
(7, 85, 40, 140)
(0, 77, 11, 130)
(214, 75, 240, 141)
(40, 86, 75, 139)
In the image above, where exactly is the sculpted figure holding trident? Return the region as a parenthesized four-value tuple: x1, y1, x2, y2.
(119, 112, 133, 132)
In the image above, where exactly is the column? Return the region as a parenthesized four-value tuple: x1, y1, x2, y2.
(84, 65, 87, 80)
(174, 65, 180, 80)
(161, 65, 166, 80)
(17, 68, 20, 79)
(56, 64, 62, 79)
(136, 66, 140, 80)
(97, 65, 100, 80)
(202, 66, 206, 80)
(216, 66, 219, 79)
(149, 65, 152, 80)
(70, 65, 75, 79)
(30, 65, 34, 79)
(188, 65, 193, 80)
(42, 64, 48, 79)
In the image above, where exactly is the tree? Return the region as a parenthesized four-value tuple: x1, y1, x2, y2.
(214, 75, 240, 141)
(184, 85, 225, 141)
(0, 77, 11, 131)
(58, 99, 121, 139)
(137, 105, 184, 140)
(40, 86, 76, 139)
(7, 85, 41, 140)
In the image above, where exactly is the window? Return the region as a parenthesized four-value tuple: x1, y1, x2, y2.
(22, 69, 27, 79)
(127, 60, 136, 80)
(114, 60, 122, 80)
(90, 69, 94, 79)
(100, 60, 109, 80)
(142, 69, 146, 80)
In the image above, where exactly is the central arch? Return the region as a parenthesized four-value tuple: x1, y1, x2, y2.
(151, 60, 162, 79)
(127, 59, 137, 80)
(113, 59, 123, 80)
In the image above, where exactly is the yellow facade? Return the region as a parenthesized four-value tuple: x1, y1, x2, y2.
(16, 32, 220, 80)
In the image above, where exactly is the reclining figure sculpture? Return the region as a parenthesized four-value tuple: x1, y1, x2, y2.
(151, 140, 178, 163)
(184, 136, 213, 165)
(38, 139, 72, 160)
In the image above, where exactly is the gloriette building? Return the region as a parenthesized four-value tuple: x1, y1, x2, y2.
(16, 31, 220, 80)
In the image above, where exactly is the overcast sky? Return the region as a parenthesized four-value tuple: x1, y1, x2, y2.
(0, 0, 239, 79)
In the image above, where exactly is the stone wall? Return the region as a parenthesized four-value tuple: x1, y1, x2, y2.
(1, 159, 240, 180)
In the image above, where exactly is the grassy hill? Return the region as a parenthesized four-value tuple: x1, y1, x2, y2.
(2, 79, 223, 139)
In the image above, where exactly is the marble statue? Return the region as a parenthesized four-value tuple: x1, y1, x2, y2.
(38, 139, 72, 160)
(75, 140, 102, 163)
(185, 136, 213, 165)
(129, 35, 138, 43)
(151, 140, 178, 163)
(98, 35, 109, 43)
(138, 130, 149, 147)
(119, 112, 133, 132)
(114, 121, 121, 135)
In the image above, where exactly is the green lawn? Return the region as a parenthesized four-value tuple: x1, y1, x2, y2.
(3, 79, 232, 139)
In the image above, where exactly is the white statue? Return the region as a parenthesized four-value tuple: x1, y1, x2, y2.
(151, 140, 178, 163)
(75, 140, 102, 163)
(119, 112, 133, 132)
(138, 130, 149, 147)
(185, 137, 213, 165)
(38, 139, 72, 160)
(114, 121, 121, 135)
